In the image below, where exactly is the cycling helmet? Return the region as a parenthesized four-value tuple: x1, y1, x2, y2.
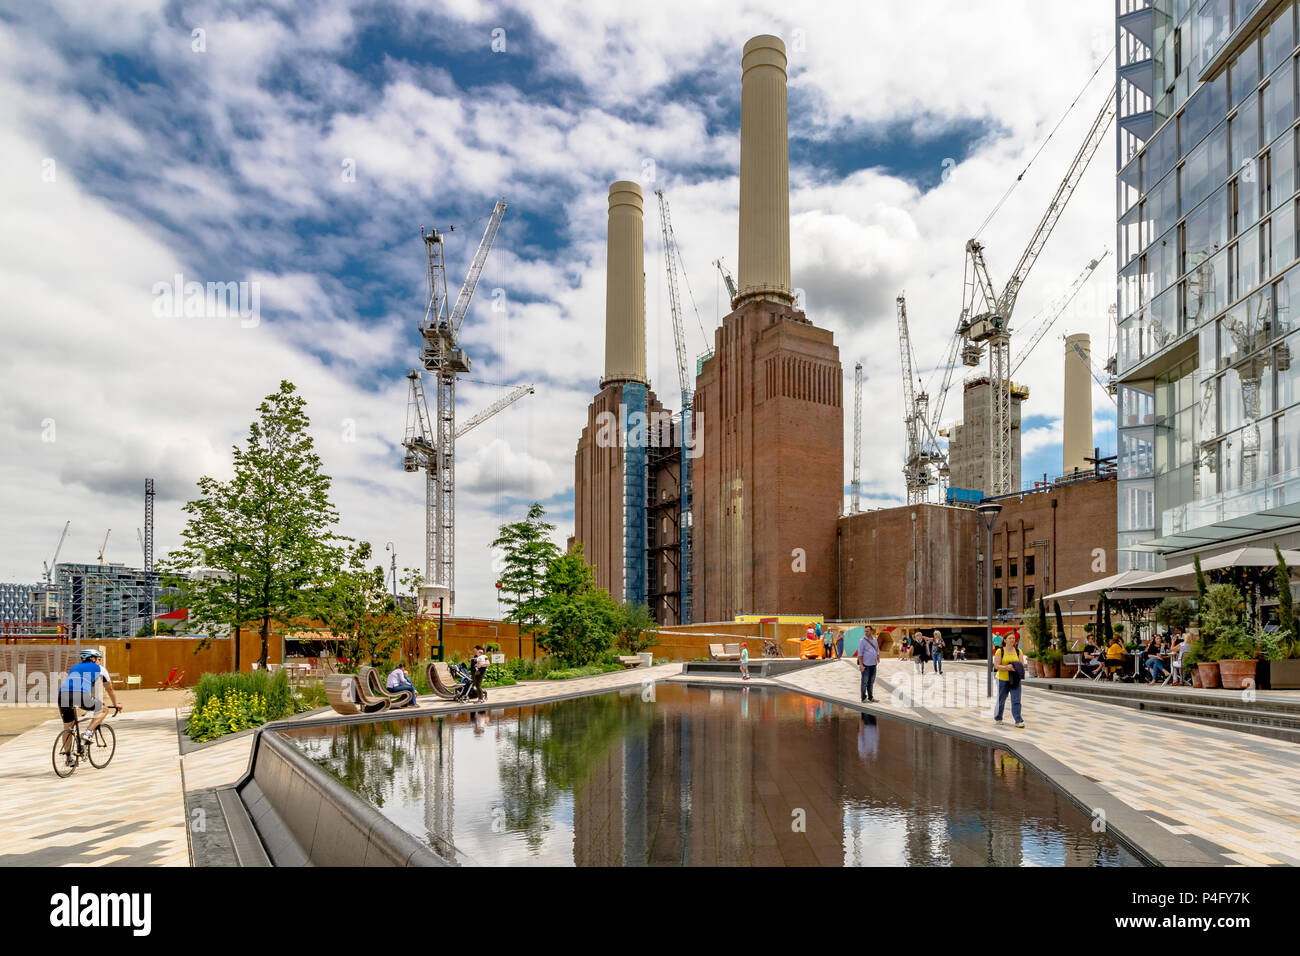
(80, 648, 102, 661)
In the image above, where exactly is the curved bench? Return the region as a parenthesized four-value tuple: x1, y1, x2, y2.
(359, 665, 415, 708)
(425, 661, 460, 700)
(325, 674, 388, 716)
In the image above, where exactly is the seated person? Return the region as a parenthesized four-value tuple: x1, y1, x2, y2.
(385, 661, 417, 703)
(1142, 638, 1168, 683)
(1079, 640, 1103, 677)
(1170, 635, 1191, 684)
(1104, 637, 1127, 677)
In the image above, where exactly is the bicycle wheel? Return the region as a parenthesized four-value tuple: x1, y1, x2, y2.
(87, 723, 116, 768)
(52, 730, 78, 778)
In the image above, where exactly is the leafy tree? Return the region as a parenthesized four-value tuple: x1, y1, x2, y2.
(321, 542, 404, 670)
(1276, 544, 1295, 648)
(1153, 597, 1193, 630)
(491, 503, 561, 655)
(613, 602, 657, 654)
(165, 381, 344, 670)
(159, 473, 255, 670)
(537, 546, 618, 665)
(1053, 600, 1067, 649)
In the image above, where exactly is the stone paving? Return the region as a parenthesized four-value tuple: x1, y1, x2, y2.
(776, 658, 1300, 866)
(4, 658, 1299, 866)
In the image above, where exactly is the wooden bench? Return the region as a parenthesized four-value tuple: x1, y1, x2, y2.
(325, 674, 388, 716)
(359, 665, 415, 708)
(616, 655, 643, 668)
(425, 661, 461, 700)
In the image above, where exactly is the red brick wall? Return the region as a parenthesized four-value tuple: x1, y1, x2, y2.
(693, 300, 842, 620)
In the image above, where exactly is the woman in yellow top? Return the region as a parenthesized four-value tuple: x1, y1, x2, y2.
(1105, 637, 1125, 659)
(993, 632, 1025, 728)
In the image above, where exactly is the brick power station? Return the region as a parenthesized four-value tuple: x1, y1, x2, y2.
(573, 34, 1118, 632)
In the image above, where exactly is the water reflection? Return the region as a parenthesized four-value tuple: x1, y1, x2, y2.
(281, 683, 1139, 867)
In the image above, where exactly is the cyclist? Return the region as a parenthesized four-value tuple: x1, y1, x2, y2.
(57, 649, 122, 762)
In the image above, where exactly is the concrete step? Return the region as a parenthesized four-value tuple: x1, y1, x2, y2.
(1037, 681, 1300, 743)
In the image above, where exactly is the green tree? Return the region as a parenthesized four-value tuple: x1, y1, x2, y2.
(159, 473, 255, 670)
(1053, 600, 1067, 649)
(537, 546, 618, 665)
(613, 602, 657, 654)
(1194, 552, 1207, 625)
(1276, 545, 1295, 647)
(321, 541, 403, 670)
(491, 503, 561, 655)
(167, 381, 345, 670)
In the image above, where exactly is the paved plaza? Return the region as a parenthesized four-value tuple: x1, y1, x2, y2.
(1, 659, 1298, 866)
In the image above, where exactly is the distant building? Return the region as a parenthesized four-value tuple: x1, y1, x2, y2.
(55, 563, 176, 640)
(0, 582, 40, 623)
(945, 376, 1028, 497)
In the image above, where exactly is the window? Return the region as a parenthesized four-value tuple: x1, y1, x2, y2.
(1025, 555, 1036, 576)
(1025, 586, 1036, 608)
(994, 588, 1003, 612)
(1263, 61, 1293, 147)
(1010, 562, 1019, 578)
(994, 564, 1002, 579)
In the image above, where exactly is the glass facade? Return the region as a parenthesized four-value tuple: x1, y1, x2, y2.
(1117, 0, 1300, 568)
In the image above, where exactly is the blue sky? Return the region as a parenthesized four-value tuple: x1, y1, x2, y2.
(0, 1, 1119, 615)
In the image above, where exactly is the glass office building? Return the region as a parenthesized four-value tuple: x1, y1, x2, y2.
(1117, 0, 1300, 569)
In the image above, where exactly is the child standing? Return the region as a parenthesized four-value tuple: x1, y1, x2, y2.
(739, 642, 750, 681)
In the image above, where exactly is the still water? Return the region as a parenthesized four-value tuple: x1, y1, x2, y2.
(281, 682, 1140, 866)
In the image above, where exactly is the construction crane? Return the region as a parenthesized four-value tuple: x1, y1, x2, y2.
(455, 384, 535, 439)
(851, 363, 862, 514)
(43, 520, 69, 585)
(713, 258, 738, 305)
(1066, 335, 1118, 402)
(937, 85, 1116, 496)
(1010, 251, 1108, 375)
(658, 190, 697, 624)
(97, 529, 110, 567)
(897, 294, 946, 504)
(405, 199, 510, 615)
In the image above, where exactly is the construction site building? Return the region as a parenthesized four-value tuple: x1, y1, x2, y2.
(945, 376, 1029, 496)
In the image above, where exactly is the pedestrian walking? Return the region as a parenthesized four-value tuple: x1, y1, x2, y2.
(739, 641, 750, 681)
(822, 625, 834, 660)
(914, 630, 928, 675)
(993, 632, 1026, 728)
(931, 630, 945, 674)
(858, 625, 880, 703)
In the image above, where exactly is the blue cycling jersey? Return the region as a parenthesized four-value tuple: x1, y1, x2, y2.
(60, 661, 103, 696)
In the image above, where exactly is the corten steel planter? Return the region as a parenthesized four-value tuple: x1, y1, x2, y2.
(1191, 667, 1202, 688)
(1217, 659, 1257, 690)
(1039, 660, 1059, 678)
(1268, 658, 1300, 690)
(1196, 662, 1221, 689)
(1025, 658, 1040, 678)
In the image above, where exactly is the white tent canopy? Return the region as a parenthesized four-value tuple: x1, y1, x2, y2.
(1044, 546, 1300, 604)
(1043, 570, 1158, 603)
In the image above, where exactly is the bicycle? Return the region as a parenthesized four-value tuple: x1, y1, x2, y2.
(51, 705, 120, 777)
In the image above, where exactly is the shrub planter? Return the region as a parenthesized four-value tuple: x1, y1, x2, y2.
(1195, 662, 1221, 689)
(1267, 659, 1300, 690)
(1025, 658, 1040, 678)
(1039, 659, 1059, 679)
(1191, 667, 1202, 688)
(1217, 659, 1257, 690)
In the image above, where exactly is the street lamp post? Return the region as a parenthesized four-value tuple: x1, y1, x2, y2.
(385, 542, 397, 602)
(976, 501, 1003, 698)
(1067, 598, 1076, 651)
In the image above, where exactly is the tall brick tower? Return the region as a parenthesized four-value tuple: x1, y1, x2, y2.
(692, 35, 843, 621)
(574, 182, 668, 602)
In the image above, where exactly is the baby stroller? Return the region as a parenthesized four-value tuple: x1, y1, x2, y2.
(453, 661, 488, 703)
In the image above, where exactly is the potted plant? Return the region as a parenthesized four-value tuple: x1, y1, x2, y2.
(1183, 639, 1207, 687)
(1214, 627, 1259, 690)
(1038, 645, 1063, 679)
(1196, 582, 1246, 690)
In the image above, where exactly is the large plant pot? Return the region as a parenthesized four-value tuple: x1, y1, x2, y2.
(1191, 667, 1202, 688)
(1263, 658, 1300, 686)
(1218, 659, 1257, 690)
(1196, 662, 1221, 689)
(1039, 660, 1059, 679)
(1025, 658, 1040, 678)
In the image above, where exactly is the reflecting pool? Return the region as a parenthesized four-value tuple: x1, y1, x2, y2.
(280, 682, 1140, 866)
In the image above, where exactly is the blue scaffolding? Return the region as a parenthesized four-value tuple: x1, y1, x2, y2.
(623, 383, 648, 606)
